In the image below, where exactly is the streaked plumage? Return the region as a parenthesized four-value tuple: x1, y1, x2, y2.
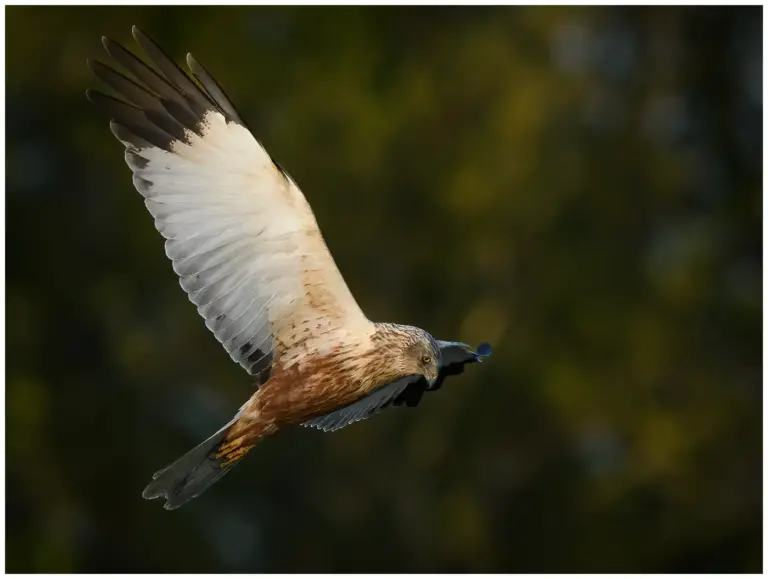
(87, 27, 491, 510)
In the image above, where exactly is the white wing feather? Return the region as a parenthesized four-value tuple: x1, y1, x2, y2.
(114, 109, 372, 376)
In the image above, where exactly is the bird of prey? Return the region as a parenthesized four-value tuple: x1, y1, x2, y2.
(87, 27, 492, 510)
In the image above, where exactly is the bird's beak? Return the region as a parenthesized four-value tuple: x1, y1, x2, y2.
(428, 373, 439, 387)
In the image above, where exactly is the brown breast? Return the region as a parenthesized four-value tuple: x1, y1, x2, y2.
(252, 346, 375, 426)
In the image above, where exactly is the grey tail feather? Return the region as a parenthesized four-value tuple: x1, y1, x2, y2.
(142, 419, 242, 510)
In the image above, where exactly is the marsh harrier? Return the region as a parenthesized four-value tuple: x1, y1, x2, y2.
(87, 27, 491, 509)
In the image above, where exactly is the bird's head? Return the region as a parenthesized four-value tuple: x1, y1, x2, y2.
(371, 323, 443, 387)
(409, 332, 442, 385)
(379, 324, 442, 385)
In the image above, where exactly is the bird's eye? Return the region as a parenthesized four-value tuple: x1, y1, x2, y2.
(421, 355, 432, 365)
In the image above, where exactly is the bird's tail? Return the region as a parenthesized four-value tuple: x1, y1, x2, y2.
(142, 418, 265, 510)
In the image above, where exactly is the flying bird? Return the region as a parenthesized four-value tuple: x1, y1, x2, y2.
(87, 26, 492, 510)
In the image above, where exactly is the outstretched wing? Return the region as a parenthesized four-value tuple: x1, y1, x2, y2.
(87, 27, 371, 384)
(302, 341, 492, 432)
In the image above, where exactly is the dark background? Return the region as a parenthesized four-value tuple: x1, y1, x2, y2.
(6, 5, 762, 573)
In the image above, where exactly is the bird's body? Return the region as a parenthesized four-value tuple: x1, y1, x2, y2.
(207, 324, 437, 462)
(88, 27, 491, 509)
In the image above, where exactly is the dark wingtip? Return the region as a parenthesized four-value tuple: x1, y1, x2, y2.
(476, 342, 492, 358)
(132, 25, 152, 47)
(84, 88, 98, 104)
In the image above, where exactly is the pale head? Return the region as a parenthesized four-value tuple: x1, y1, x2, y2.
(372, 323, 442, 385)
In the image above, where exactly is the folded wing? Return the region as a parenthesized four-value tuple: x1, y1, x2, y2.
(87, 27, 371, 383)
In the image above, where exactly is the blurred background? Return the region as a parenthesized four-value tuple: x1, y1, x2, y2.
(6, 5, 762, 573)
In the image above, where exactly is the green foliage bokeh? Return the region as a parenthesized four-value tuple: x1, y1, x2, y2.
(6, 5, 761, 573)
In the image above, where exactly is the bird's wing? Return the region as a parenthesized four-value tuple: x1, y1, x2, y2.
(87, 27, 371, 384)
(302, 375, 424, 433)
(437, 340, 492, 377)
(392, 341, 493, 407)
(303, 341, 492, 430)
